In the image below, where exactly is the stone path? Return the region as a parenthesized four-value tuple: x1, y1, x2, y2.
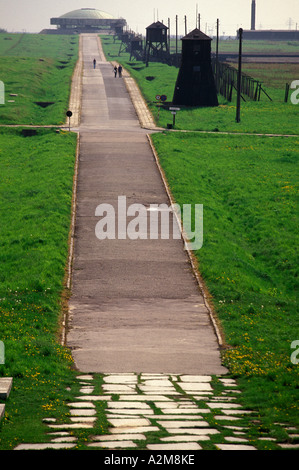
(13, 373, 299, 450)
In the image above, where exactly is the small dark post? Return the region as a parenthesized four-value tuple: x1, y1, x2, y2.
(285, 83, 290, 103)
(66, 110, 72, 132)
(236, 28, 243, 123)
(176, 15, 178, 55)
(216, 19, 219, 92)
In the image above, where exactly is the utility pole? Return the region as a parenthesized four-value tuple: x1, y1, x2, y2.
(236, 28, 243, 123)
(251, 0, 256, 31)
(185, 15, 187, 36)
(216, 19, 219, 92)
(176, 15, 178, 66)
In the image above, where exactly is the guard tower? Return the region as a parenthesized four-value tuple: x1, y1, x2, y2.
(172, 29, 218, 107)
(145, 21, 169, 65)
(130, 36, 144, 61)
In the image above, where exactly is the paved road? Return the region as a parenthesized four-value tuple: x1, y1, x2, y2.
(67, 34, 227, 375)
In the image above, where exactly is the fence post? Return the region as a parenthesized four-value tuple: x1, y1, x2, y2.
(285, 83, 290, 103)
(216, 19, 219, 92)
(236, 28, 243, 123)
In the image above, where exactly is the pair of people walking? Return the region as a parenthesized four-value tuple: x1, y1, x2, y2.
(114, 65, 123, 78)
(93, 59, 122, 78)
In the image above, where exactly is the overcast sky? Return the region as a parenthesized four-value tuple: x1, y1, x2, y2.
(0, 0, 298, 36)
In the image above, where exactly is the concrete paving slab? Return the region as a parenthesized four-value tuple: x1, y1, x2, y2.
(0, 404, 5, 421)
(153, 409, 208, 415)
(107, 401, 152, 409)
(102, 384, 136, 393)
(161, 435, 210, 442)
(75, 395, 111, 401)
(67, 402, 95, 408)
(109, 426, 160, 434)
(51, 436, 78, 443)
(70, 417, 97, 423)
(0, 377, 13, 399)
(147, 443, 202, 450)
(180, 375, 212, 382)
(104, 375, 137, 384)
(70, 409, 96, 416)
(207, 402, 242, 409)
(151, 414, 204, 420)
(108, 414, 150, 419)
(107, 409, 154, 416)
(216, 444, 256, 450)
(92, 434, 146, 441)
(179, 382, 213, 392)
(47, 423, 94, 430)
(166, 428, 220, 435)
(224, 436, 249, 443)
(157, 420, 209, 429)
(88, 441, 137, 448)
(118, 395, 172, 401)
(14, 443, 76, 450)
(107, 417, 151, 427)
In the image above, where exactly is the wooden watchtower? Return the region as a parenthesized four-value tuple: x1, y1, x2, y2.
(145, 21, 169, 65)
(172, 29, 218, 107)
(130, 36, 144, 61)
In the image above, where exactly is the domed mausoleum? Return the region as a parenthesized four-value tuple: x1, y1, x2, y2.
(50, 8, 126, 33)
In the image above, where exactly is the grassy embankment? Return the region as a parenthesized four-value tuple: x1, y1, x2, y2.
(0, 34, 88, 449)
(0, 33, 78, 125)
(101, 34, 299, 428)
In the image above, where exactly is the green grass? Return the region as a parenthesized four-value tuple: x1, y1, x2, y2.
(0, 33, 78, 125)
(101, 35, 299, 135)
(151, 131, 299, 426)
(163, 38, 299, 55)
(211, 39, 299, 54)
(0, 128, 78, 449)
(0, 33, 81, 449)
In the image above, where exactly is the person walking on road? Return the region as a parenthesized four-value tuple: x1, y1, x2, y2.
(118, 65, 123, 78)
(93, 58, 96, 69)
(114, 66, 118, 78)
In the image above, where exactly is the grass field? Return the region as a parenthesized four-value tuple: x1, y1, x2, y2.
(211, 39, 299, 54)
(0, 33, 78, 125)
(0, 33, 81, 449)
(167, 37, 299, 55)
(102, 35, 299, 428)
(151, 131, 299, 425)
(0, 128, 80, 448)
